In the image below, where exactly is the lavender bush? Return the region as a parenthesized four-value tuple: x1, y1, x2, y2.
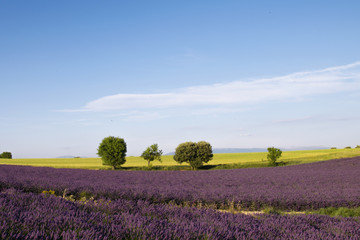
(1, 190, 360, 239)
(1, 157, 360, 210)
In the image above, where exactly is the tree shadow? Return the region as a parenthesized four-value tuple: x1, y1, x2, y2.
(198, 164, 219, 170)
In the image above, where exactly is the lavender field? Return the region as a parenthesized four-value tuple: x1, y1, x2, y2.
(1, 157, 360, 210)
(2, 190, 360, 239)
(1, 157, 360, 239)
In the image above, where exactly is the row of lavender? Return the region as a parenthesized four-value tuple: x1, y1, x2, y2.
(1, 189, 360, 239)
(1, 157, 360, 210)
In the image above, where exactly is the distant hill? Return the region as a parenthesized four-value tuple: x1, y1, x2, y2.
(212, 148, 267, 154)
(165, 148, 266, 155)
(56, 155, 84, 158)
(165, 146, 328, 155)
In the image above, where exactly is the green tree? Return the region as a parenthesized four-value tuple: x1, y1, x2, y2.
(197, 141, 213, 164)
(267, 147, 282, 166)
(173, 141, 213, 170)
(141, 144, 163, 167)
(0, 152, 12, 159)
(97, 136, 127, 170)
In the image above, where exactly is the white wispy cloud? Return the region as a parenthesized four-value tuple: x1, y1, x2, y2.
(106, 111, 165, 121)
(62, 61, 360, 113)
(271, 115, 360, 125)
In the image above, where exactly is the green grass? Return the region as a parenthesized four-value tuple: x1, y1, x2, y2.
(223, 206, 360, 217)
(1, 148, 360, 170)
(309, 206, 360, 217)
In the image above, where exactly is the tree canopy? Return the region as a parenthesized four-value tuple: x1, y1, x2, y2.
(173, 141, 213, 170)
(0, 152, 12, 159)
(267, 147, 282, 166)
(141, 144, 163, 167)
(97, 136, 127, 169)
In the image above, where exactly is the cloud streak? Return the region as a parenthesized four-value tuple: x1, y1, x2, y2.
(64, 62, 360, 113)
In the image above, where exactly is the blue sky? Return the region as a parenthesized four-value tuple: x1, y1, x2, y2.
(1, 1, 360, 158)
